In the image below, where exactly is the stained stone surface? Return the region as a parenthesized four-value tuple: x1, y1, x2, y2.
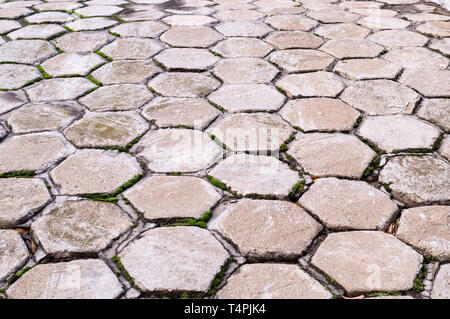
(6, 259, 123, 299)
(90, 60, 159, 85)
(118, 227, 229, 293)
(154, 48, 219, 71)
(300, 178, 398, 230)
(8, 24, 65, 40)
(268, 49, 334, 73)
(148, 73, 220, 97)
(212, 37, 273, 57)
(399, 69, 450, 98)
(320, 39, 384, 59)
(334, 59, 401, 80)
(160, 26, 222, 47)
(41, 53, 105, 77)
(123, 176, 221, 220)
(264, 31, 323, 49)
(209, 199, 321, 259)
(314, 23, 370, 39)
(51, 31, 114, 53)
(358, 16, 411, 29)
(213, 58, 278, 83)
(416, 21, 450, 37)
(0, 64, 41, 90)
(0, 230, 29, 282)
(431, 264, 450, 299)
(65, 17, 117, 31)
(287, 133, 376, 178)
(384, 47, 449, 70)
(0, 40, 57, 64)
(379, 155, 450, 206)
(367, 30, 428, 47)
(0, 91, 28, 115)
(276, 72, 345, 98)
(311, 231, 423, 295)
(100, 38, 164, 60)
(265, 14, 318, 31)
(49, 149, 142, 195)
(109, 21, 167, 38)
(26, 78, 97, 102)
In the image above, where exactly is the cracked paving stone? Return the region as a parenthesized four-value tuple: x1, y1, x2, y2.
(314, 23, 370, 40)
(162, 14, 217, 26)
(79, 84, 152, 111)
(265, 14, 318, 31)
(50, 149, 142, 195)
(8, 101, 82, 134)
(357, 115, 441, 153)
(416, 21, 450, 37)
(276, 72, 344, 98)
(100, 38, 164, 60)
(379, 155, 450, 206)
(208, 154, 299, 197)
(0, 7, 32, 19)
(306, 9, 360, 23)
(110, 21, 167, 38)
(0, 20, 21, 34)
(123, 175, 221, 220)
(287, 133, 376, 178)
(118, 227, 229, 293)
(384, 47, 449, 70)
(264, 31, 323, 49)
(212, 37, 273, 58)
(0, 178, 51, 228)
(340, 80, 420, 115)
(400, 69, 450, 98)
(206, 113, 293, 152)
(367, 30, 429, 48)
(26, 78, 97, 102)
(0, 40, 57, 64)
(148, 72, 220, 97)
(154, 48, 220, 71)
(141, 97, 220, 129)
(75, 5, 122, 17)
(216, 263, 332, 299)
(311, 231, 423, 295)
(0, 230, 28, 282)
(6, 259, 123, 299)
(429, 38, 450, 56)
(41, 52, 105, 77)
(209, 199, 322, 260)
(7, 24, 65, 40)
(213, 58, 278, 84)
(131, 129, 223, 172)
(396, 206, 450, 262)
(431, 264, 450, 299)
(25, 11, 74, 23)
(63, 111, 148, 148)
(208, 84, 285, 112)
(299, 177, 398, 230)
(0, 64, 40, 90)
(439, 135, 450, 160)
(268, 49, 334, 73)
(358, 16, 411, 29)
(334, 58, 401, 80)
(215, 21, 272, 37)
(90, 60, 160, 85)
(279, 98, 360, 132)
(214, 9, 265, 21)
(51, 31, 114, 53)
(0, 90, 28, 115)
(160, 26, 222, 47)
(0, 132, 75, 174)
(65, 17, 118, 31)
(320, 38, 384, 59)
(31, 200, 132, 258)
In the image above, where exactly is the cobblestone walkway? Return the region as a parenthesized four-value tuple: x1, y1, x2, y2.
(0, 0, 449, 300)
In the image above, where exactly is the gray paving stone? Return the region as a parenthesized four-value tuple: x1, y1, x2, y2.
(320, 38, 384, 59)
(51, 31, 114, 53)
(154, 48, 219, 71)
(358, 16, 411, 29)
(276, 72, 345, 98)
(264, 31, 323, 49)
(213, 58, 278, 83)
(0, 91, 28, 115)
(8, 24, 65, 40)
(384, 47, 449, 70)
(307, 9, 360, 23)
(439, 135, 450, 160)
(215, 21, 272, 37)
(25, 11, 74, 23)
(268, 49, 334, 73)
(212, 37, 273, 57)
(0, 7, 32, 19)
(0, 64, 41, 90)
(265, 14, 318, 31)
(100, 38, 164, 60)
(0, 19, 21, 33)
(75, 5, 122, 17)
(41, 52, 105, 77)
(416, 21, 450, 37)
(162, 14, 217, 26)
(429, 38, 450, 56)
(118, 10, 165, 22)
(110, 21, 167, 38)
(334, 59, 401, 80)
(431, 264, 450, 299)
(160, 26, 223, 47)
(0, 40, 57, 64)
(26, 78, 97, 102)
(214, 9, 265, 21)
(400, 69, 450, 98)
(314, 23, 370, 39)
(33, 2, 82, 11)
(0, 230, 29, 282)
(90, 60, 160, 85)
(367, 30, 429, 47)
(148, 73, 220, 97)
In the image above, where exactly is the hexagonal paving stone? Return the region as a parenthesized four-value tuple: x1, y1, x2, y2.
(154, 48, 219, 71)
(320, 39, 384, 59)
(142, 97, 220, 129)
(25, 11, 74, 23)
(206, 113, 293, 152)
(358, 16, 411, 29)
(41, 52, 105, 77)
(209, 199, 321, 259)
(7, 24, 65, 40)
(306, 9, 360, 23)
(212, 37, 273, 57)
(0, 132, 75, 174)
(0, 64, 40, 90)
(123, 175, 221, 220)
(416, 99, 450, 132)
(79, 84, 152, 111)
(63, 111, 148, 148)
(51, 31, 114, 53)
(431, 264, 450, 299)
(0, 40, 57, 64)
(6, 259, 123, 299)
(216, 263, 332, 299)
(0, 20, 21, 34)
(400, 69, 450, 98)
(0, 90, 28, 115)
(25, 78, 97, 102)
(34, 2, 83, 11)
(358, 115, 441, 153)
(265, 14, 318, 31)
(148, 73, 220, 97)
(314, 23, 370, 39)
(160, 26, 222, 47)
(214, 9, 265, 21)
(287, 133, 376, 178)
(119, 10, 165, 22)
(31, 200, 132, 258)
(215, 21, 272, 37)
(0, 230, 28, 282)
(268, 49, 334, 73)
(100, 38, 164, 60)
(276, 72, 345, 98)
(264, 31, 323, 49)
(49, 149, 142, 195)
(279, 98, 360, 132)
(334, 59, 401, 80)
(340, 80, 420, 115)
(110, 21, 167, 38)
(311, 231, 422, 295)
(208, 154, 299, 197)
(384, 47, 449, 70)
(0, 178, 51, 228)
(396, 206, 449, 262)
(416, 21, 450, 37)
(90, 60, 159, 85)
(118, 227, 229, 293)
(131, 129, 223, 173)
(367, 30, 428, 48)
(213, 58, 278, 83)
(208, 84, 285, 112)
(75, 5, 122, 17)
(8, 101, 82, 134)
(300, 177, 398, 230)
(379, 155, 450, 206)
(429, 38, 450, 56)
(0, 7, 32, 19)
(162, 14, 217, 26)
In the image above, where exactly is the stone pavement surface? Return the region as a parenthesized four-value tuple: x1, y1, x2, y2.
(0, 0, 449, 300)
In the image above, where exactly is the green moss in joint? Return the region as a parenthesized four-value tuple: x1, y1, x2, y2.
(0, 171, 35, 178)
(205, 175, 227, 191)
